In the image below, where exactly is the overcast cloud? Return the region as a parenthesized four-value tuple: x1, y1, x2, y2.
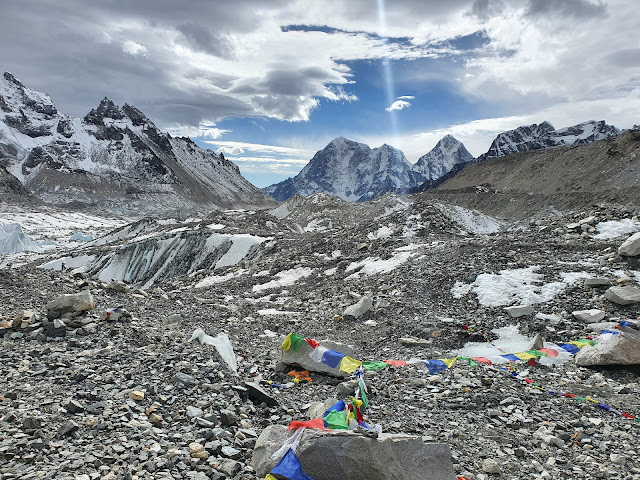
(1, 0, 637, 184)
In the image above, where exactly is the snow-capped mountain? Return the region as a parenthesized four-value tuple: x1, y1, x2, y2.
(412, 134, 474, 181)
(265, 137, 421, 202)
(0, 72, 275, 214)
(479, 120, 620, 161)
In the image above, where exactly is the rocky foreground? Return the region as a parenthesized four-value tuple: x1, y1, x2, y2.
(1, 194, 640, 480)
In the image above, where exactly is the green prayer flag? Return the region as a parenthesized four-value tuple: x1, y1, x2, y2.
(323, 410, 349, 430)
(362, 361, 389, 371)
(525, 350, 546, 357)
(290, 333, 306, 352)
(359, 378, 368, 409)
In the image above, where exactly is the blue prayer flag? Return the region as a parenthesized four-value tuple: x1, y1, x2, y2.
(423, 360, 448, 374)
(558, 344, 580, 354)
(500, 354, 521, 362)
(321, 349, 346, 368)
(271, 448, 314, 480)
(322, 400, 346, 418)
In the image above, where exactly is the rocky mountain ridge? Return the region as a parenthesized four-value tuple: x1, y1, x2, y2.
(266, 120, 623, 203)
(0, 72, 275, 214)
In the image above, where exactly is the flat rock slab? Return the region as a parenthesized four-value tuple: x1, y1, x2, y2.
(46, 290, 95, 315)
(576, 331, 640, 366)
(252, 425, 456, 480)
(277, 339, 354, 377)
(572, 309, 606, 323)
(604, 285, 640, 305)
(504, 305, 534, 318)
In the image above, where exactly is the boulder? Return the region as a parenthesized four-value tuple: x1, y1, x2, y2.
(572, 309, 606, 323)
(504, 305, 534, 318)
(343, 296, 373, 319)
(576, 330, 640, 366)
(278, 339, 354, 377)
(604, 286, 640, 305)
(618, 232, 640, 256)
(46, 290, 95, 316)
(252, 425, 456, 480)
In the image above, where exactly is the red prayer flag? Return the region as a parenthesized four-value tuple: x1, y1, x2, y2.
(305, 338, 320, 349)
(472, 357, 492, 365)
(383, 360, 407, 367)
(287, 417, 326, 430)
(538, 348, 558, 357)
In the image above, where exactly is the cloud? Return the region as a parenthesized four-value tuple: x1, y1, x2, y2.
(122, 40, 148, 56)
(386, 99, 412, 111)
(165, 125, 230, 139)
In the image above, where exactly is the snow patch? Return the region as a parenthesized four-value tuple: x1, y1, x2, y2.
(39, 255, 95, 272)
(594, 218, 640, 239)
(437, 203, 502, 234)
(367, 225, 394, 240)
(195, 269, 248, 289)
(452, 266, 591, 306)
(252, 267, 314, 292)
(345, 248, 414, 279)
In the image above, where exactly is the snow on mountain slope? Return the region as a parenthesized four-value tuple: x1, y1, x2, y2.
(479, 120, 620, 161)
(412, 134, 474, 181)
(265, 137, 422, 202)
(0, 72, 275, 214)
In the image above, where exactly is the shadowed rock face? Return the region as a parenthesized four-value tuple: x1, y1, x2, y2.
(0, 73, 276, 215)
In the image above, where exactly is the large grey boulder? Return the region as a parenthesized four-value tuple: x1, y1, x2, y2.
(277, 339, 354, 377)
(604, 286, 640, 305)
(618, 232, 640, 256)
(576, 330, 640, 366)
(45, 290, 95, 316)
(252, 425, 456, 480)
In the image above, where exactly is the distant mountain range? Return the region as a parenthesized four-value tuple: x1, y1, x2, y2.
(265, 120, 622, 202)
(0, 72, 275, 214)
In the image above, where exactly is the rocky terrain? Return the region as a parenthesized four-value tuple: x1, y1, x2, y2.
(1, 189, 640, 479)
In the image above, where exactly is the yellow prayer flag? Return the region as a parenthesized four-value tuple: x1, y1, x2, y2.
(339, 356, 363, 373)
(438, 357, 458, 368)
(513, 352, 537, 360)
(585, 397, 598, 404)
(281, 333, 293, 351)
(265, 474, 278, 480)
(567, 341, 585, 348)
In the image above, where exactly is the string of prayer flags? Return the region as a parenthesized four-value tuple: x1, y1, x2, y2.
(289, 333, 307, 352)
(268, 448, 314, 480)
(287, 418, 326, 431)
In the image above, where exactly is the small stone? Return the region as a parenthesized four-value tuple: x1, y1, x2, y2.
(130, 391, 145, 401)
(504, 305, 534, 318)
(221, 445, 241, 459)
(172, 372, 197, 387)
(343, 295, 373, 319)
(610, 453, 626, 465)
(618, 231, 640, 256)
(63, 400, 85, 414)
(23, 417, 43, 431)
(186, 406, 204, 418)
(220, 409, 239, 426)
(481, 458, 500, 474)
(584, 277, 612, 287)
(189, 442, 209, 459)
(56, 420, 79, 437)
(148, 413, 162, 425)
(604, 285, 640, 305)
(219, 459, 242, 477)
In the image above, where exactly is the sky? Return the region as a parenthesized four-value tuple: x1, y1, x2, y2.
(1, 0, 638, 187)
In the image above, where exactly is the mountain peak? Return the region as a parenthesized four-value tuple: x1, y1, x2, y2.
(84, 97, 124, 125)
(413, 135, 473, 181)
(2, 72, 23, 87)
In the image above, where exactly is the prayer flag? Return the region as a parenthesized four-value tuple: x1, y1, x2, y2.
(321, 349, 346, 368)
(309, 345, 328, 363)
(270, 448, 314, 480)
(383, 360, 407, 367)
(359, 378, 368, 408)
(265, 474, 278, 480)
(525, 350, 546, 357)
(339, 356, 363, 373)
(281, 333, 293, 351)
(305, 338, 320, 349)
(472, 357, 492, 365)
(513, 352, 538, 360)
(558, 344, 580, 354)
(290, 334, 306, 352)
(538, 348, 558, 357)
(362, 361, 389, 371)
(323, 400, 346, 417)
(439, 358, 458, 368)
(323, 410, 349, 430)
(500, 354, 521, 362)
(423, 360, 448, 374)
(287, 418, 326, 430)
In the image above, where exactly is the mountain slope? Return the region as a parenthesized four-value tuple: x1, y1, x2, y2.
(427, 129, 640, 217)
(265, 137, 420, 202)
(0, 72, 275, 214)
(478, 120, 620, 161)
(412, 134, 474, 181)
